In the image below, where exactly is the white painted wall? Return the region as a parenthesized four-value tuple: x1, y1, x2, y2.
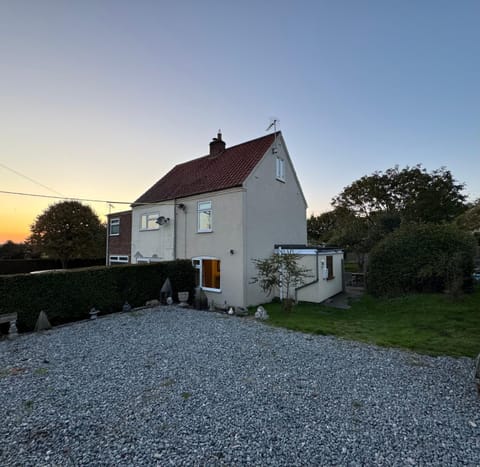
(131, 203, 175, 262)
(296, 252, 344, 303)
(244, 134, 308, 306)
(175, 189, 245, 308)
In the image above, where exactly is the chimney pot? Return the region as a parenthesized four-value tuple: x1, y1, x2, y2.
(209, 131, 226, 157)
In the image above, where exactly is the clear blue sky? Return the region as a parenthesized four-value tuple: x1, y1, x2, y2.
(1, 0, 479, 242)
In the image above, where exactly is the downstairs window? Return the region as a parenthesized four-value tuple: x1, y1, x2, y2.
(192, 257, 221, 291)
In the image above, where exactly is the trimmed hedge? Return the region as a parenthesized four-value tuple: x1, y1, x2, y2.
(367, 223, 476, 297)
(0, 260, 195, 332)
(0, 258, 106, 275)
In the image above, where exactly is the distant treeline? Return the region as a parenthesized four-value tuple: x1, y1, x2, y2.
(0, 258, 106, 275)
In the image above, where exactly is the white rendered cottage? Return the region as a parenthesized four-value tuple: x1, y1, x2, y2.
(108, 131, 344, 307)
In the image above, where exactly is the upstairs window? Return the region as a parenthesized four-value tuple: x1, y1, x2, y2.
(109, 218, 120, 236)
(276, 157, 285, 182)
(197, 201, 212, 232)
(140, 213, 160, 231)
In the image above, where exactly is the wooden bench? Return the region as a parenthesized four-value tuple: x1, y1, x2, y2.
(0, 313, 18, 338)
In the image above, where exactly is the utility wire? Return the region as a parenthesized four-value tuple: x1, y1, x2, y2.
(0, 189, 135, 205)
(0, 162, 66, 197)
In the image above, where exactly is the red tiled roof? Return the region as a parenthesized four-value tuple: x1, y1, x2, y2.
(133, 132, 279, 204)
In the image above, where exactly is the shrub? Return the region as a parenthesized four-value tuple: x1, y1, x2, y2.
(367, 223, 476, 297)
(251, 252, 311, 311)
(0, 260, 195, 332)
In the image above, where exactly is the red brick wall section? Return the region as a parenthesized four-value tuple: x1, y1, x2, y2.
(107, 211, 132, 259)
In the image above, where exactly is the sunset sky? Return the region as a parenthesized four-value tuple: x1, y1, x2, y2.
(1, 0, 479, 244)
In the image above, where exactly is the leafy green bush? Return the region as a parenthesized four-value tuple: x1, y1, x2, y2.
(0, 260, 195, 332)
(367, 224, 476, 297)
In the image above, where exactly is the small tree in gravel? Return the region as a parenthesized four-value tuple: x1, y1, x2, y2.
(251, 252, 311, 311)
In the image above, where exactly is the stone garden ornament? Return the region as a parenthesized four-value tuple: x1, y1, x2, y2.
(255, 306, 269, 320)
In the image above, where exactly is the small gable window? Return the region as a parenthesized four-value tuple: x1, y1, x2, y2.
(276, 157, 285, 182)
(140, 213, 160, 231)
(109, 218, 120, 236)
(197, 201, 212, 232)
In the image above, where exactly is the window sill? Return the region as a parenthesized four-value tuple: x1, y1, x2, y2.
(109, 233, 120, 237)
(276, 177, 286, 183)
(197, 230, 213, 234)
(201, 287, 221, 293)
(139, 228, 160, 232)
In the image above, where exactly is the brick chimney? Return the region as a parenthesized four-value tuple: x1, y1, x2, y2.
(209, 131, 226, 157)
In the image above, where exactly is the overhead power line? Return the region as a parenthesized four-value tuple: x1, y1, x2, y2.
(0, 162, 66, 197)
(0, 189, 134, 205)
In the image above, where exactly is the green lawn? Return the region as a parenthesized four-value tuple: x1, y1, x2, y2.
(261, 287, 480, 358)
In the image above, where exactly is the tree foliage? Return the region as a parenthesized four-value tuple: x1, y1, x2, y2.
(28, 201, 106, 267)
(307, 208, 351, 244)
(456, 199, 480, 232)
(308, 209, 401, 270)
(251, 252, 311, 311)
(367, 223, 476, 297)
(332, 165, 467, 224)
(0, 241, 28, 259)
(308, 212, 336, 244)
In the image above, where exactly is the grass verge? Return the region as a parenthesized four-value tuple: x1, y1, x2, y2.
(261, 287, 480, 357)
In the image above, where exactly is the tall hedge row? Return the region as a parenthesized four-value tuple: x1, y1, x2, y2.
(0, 258, 106, 275)
(367, 223, 476, 297)
(0, 260, 195, 332)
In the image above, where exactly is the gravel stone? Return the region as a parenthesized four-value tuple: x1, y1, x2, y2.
(0, 307, 478, 466)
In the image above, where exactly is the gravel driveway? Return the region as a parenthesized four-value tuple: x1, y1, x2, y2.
(1, 307, 478, 466)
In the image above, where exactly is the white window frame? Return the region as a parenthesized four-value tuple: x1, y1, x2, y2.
(197, 201, 213, 233)
(109, 255, 129, 264)
(276, 157, 285, 182)
(140, 212, 160, 231)
(109, 218, 120, 236)
(192, 256, 221, 292)
(137, 258, 151, 263)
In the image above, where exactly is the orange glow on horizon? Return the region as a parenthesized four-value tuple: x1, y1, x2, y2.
(0, 209, 32, 244)
(0, 195, 45, 244)
(0, 195, 113, 245)
(0, 230, 28, 244)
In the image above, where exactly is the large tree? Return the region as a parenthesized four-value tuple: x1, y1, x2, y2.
(28, 201, 106, 267)
(456, 199, 480, 232)
(307, 209, 345, 244)
(308, 208, 401, 270)
(332, 165, 467, 224)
